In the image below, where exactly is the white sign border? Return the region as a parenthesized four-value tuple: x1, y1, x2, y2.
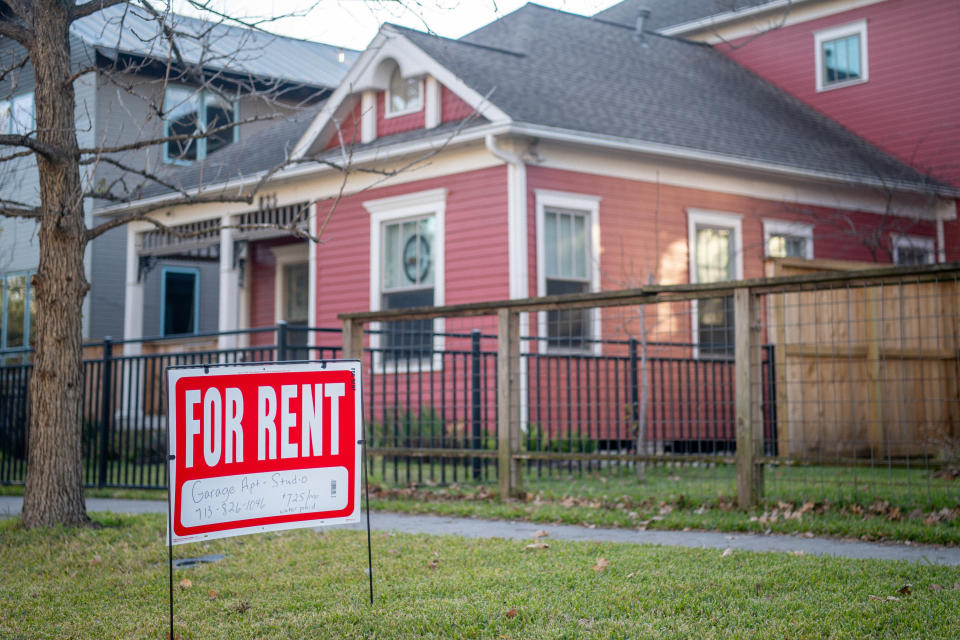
(166, 360, 363, 546)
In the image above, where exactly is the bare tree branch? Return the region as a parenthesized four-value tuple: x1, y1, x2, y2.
(71, 0, 129, 21)
(0, 203, 44, 219)
(0, 133, 68, 161)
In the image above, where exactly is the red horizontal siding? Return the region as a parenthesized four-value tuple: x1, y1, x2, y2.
(441, 85, 474, 122)
(718, 0, 960, 186)
(377, 90, 426, 138)
(326, 102, 362, 150)
(313, 164, 510, 328)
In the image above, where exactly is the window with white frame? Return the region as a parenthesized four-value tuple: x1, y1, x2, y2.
(1, 271, 35, 359)
(386, 67, 422, 117)
(536, 190, 601, 353)
(814, 20, 868, 92)
(892, 234, 935, 265)
(0, 92, 34, 135)
(271, 243, 310, 357)
(163, 85, 236, 164)
(161, 267, 199, 336)
(688, 210, 742, 357)
(364, 189, 446, 369)
(764, 219, 814, 259)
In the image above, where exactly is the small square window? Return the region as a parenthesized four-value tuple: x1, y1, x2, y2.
(163, 86, 237, 164)
(815, 20, 868, 92)
(892, 234, 935, 265)
(764, 220, 814, 259)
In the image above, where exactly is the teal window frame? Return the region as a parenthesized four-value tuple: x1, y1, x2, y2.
(0, 270, 35, 351)
(162, 85, 238, 165)
(160, 266, 200, 336)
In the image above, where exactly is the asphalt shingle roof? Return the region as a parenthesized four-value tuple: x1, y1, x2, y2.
(593, 0, 777, 32)
(400, 4, 942, 191)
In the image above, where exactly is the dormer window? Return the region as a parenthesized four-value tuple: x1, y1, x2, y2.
(163, 85, 236, 164)
(814, 20, 868, 92)
(386, 67, 422, 117)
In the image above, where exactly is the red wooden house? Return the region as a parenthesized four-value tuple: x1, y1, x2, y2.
(110, 0, 960, 451)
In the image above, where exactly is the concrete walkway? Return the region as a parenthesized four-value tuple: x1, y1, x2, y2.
(2, 496, 958, 566)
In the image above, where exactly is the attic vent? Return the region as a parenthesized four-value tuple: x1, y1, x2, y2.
(635, 6, 651, 42)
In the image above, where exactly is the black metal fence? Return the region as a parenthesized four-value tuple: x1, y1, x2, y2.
(0, 323, 772, 489)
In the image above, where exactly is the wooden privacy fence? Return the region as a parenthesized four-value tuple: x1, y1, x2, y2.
(342, 262, 960, 507)
(766, 258, 960, 459)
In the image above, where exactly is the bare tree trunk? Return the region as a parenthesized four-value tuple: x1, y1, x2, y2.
(20, 1, 90, 528)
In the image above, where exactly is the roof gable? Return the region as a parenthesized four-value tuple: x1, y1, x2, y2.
(291, 26, 511, 160)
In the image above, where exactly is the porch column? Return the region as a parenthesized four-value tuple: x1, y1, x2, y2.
(308, 203, 318, 347)
(122, 224, 143, 357)
(218, 215, 240, 351)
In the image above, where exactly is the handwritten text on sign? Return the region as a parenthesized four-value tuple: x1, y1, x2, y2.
(167, 362, 362, 545)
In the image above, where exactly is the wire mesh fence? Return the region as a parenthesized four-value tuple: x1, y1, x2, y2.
(1, 263, 958, 511)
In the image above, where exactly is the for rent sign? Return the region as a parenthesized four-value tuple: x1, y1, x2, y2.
(166, 361, 362, 545)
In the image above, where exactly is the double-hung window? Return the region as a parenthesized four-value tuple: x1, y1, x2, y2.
(0, 92, 34, 135)
(1, 271, 35, 360)
(364, 189, 446, 370)
(764, 219, 814, 259)
(815, 20, 868, 92)
(536, 190, 601, 353)
(163, 85, 236, 164)
(688, 210, 742, 357)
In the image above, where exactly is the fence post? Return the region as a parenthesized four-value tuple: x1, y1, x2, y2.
(471, 329, 482, 480)
(628, 336, 640, 443)
(497, 309, 521, 499)
(341, 318, 364, 361)
(734, 288, 763, 508)
(276, 321, 288, 362)
(98, 337, 113, 489)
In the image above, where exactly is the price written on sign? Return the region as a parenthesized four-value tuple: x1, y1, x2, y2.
(167, 362, 362, 545)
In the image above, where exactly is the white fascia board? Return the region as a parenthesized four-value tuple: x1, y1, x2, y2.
(93, 122, 511, 218)
(291, 25, 511, 161)
(508, 123, 960, 199)
(659, 0, 886, 42)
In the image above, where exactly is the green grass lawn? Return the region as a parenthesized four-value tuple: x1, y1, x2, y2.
(1, 513, 959, 639)
(369, 461, 960, 545)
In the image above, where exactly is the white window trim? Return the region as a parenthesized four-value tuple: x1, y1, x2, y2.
(269, 243, 309, 324)
(535, 189, 602, 355)
(364, 188, 446, 373)
(384, 74, 424, 119)
(814, 19, 868, 92)
(891, 233, 935, 265)
(687, 209, 743, 360)
(763, 218, 814, 259)
(162, 85, 239, 165)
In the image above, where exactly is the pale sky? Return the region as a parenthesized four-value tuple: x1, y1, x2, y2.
(173, 1, 623, 50)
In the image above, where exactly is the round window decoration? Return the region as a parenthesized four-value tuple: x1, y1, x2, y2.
(403, 234, 430, 283)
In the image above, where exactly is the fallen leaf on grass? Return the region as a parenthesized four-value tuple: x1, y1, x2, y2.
(954, 583, 960, 591)
(579, 618, 593, 630)
(428, 558, 440, 570)
(505, 608, 517, 619)
(178, 578, 192, 590)
(592, 558, 610, 572)
(898, 584, 912, 596)
(721, 548, 733, 557)
(626, 572, 635, 579)
(523, 542, 550, 551)
(869, 595, 900, 602)
(234, 600, 251, 614)
(931, 584, 944, 592)
(208, 589, 219, 600)
(89, 555, 102, 566)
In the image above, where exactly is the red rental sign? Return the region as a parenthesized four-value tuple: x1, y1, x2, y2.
(166, 361, 362, 545)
